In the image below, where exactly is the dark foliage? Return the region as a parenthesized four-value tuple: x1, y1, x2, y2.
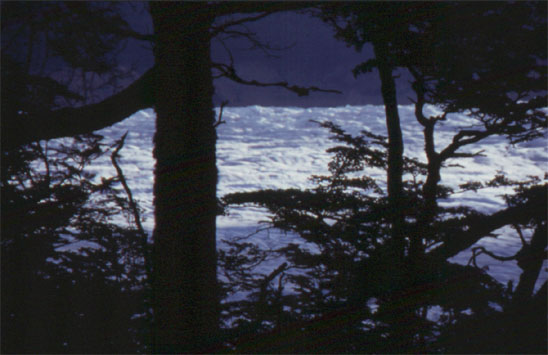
(3, 2, 546, 353)
(2, 3, 340, 353)
(2, 3, 149, 352)
(220, 2, 547, 352)
(1, 2, 131, 75)
(222, 121, 546, 353)
(1, 135, 149, 353)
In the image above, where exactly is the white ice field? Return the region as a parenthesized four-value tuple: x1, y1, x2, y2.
(87, 105, 547, 290)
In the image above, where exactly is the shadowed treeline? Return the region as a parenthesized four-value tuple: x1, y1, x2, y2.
(2, 2, 546, 353)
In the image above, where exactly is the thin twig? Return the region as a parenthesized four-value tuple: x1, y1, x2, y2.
(214, 100, 229, 128)
(110, 131, 145, 236)
(210, 12, 273, 37)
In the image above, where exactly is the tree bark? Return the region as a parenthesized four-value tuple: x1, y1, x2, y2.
(150, 3, 219, 353)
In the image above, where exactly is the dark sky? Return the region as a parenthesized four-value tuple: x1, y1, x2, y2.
(123, 5, 414, 107)
(212, 11, 414, 107)
(212, 11, 380, 107)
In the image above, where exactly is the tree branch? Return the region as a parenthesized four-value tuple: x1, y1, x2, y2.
(213, 2, 313, 18)
(2, 5, 320, 151)
(3, 67, 156, 150)
(115, 28, 155, 42)
(513, 222, 547, 302)
(261, 262, 288, 292)
(428, 186, 547, 261)
(216, 29, 289, 58)
(439, 129, 491, 161)
(211, 12, 273, 37)
(214, 100, 229, 128)
(470, 246, 518, 263)
(212, 62, 342, 97)
(450, 150, 486, 158)
(110, 131, 145, 236)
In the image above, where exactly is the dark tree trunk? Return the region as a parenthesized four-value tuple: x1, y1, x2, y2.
(150, 3, 219, 353)
(373, 42, 405, 258)
(374, 42, 429, 353)
(413, 121, 441, 258)
(415, 102, 441, 258)
(513, 221, 547, 304)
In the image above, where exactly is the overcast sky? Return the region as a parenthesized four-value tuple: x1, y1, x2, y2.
(123, 5, 413, 107)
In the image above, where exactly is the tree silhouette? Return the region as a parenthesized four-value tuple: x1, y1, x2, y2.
(223, 2, 547, 352)
(2, 2, 336, 352)
(1, 131, 149, 353)
(5, 2, 544, 352)
(2, 3, 149, 352)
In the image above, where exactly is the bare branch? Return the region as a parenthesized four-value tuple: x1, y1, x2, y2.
(471, 246, 518, 262)
(214, 100, 229, 128)
(212, 62, 342, 97)
(211, 12, 273, 37)
(428, 187, 547, 261)
(110, 132, 145, 236)
(450, 150, 486, 158)
(213, 2, 313, 18)
(439, 129, 491, 161)
(218, 29, 290, 58)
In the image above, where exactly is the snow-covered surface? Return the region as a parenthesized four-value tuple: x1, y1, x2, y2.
(89, 105, 547, 290)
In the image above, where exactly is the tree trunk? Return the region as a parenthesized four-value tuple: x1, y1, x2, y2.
(374, 42, 429, 352)
(373, 42, 405, 258)
(415, 117, 441, 258)
(150, 3, 219, 353)
(513, 221, 547, 304)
